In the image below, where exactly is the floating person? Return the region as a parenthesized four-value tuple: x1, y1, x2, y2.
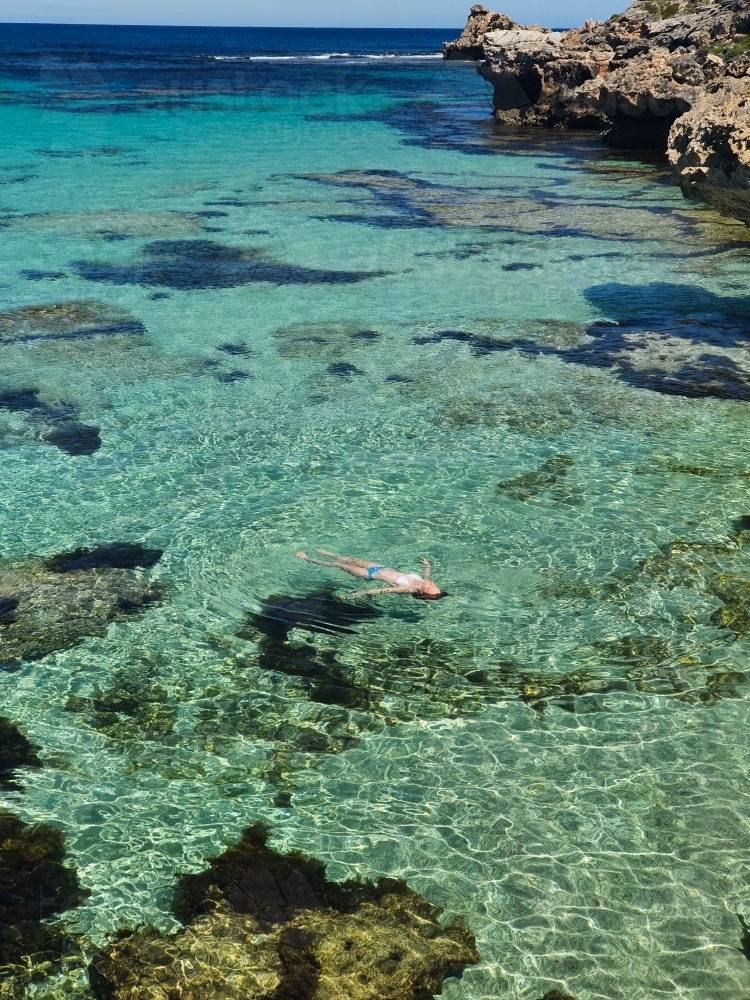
(296, 549, 446, 600)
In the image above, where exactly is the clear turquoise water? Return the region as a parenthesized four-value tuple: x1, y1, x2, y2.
(2, 25, 750, 1000)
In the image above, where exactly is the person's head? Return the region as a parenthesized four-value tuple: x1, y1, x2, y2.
(417, 580, 446, 600)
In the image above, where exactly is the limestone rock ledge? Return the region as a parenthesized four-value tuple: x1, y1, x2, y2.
(668, 74, 750, 224)
(446, 0, 750, 225)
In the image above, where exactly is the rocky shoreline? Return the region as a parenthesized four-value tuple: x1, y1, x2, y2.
(444, 1, 750, 225)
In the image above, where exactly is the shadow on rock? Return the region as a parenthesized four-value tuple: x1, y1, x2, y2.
(89, 823, 479, 1000)
(0, 543, 164, 670)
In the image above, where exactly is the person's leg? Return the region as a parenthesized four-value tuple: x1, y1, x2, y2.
(297, 552, 370, 579)
(315, 549, 373, 569)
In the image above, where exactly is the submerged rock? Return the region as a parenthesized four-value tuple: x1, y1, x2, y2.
(0, 719, 41, 792)
(0, 386, 101, 456)
(0, 544, 163, 670)
(497, 455, 575, 501)
(0, 812, 88, 985)
(73, 240, 386, 290)
(0, 301, 145, 344)
(64, 660, 176, 743)
(272, 322, 382, 360)
(89, 824, 480, 1000)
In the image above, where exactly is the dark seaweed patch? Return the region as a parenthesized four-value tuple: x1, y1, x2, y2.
(326, 362, 364, 378)
(217, 341, 252, 356)
(216, 369, 251, 383)
(204, 199, 250, 207)
(73, 239, 386, 290)
(90, 824, 479, 1000)
(0, 387, 101, 455)
(64, 662, 176, 743)
(193, 210, 229, 218)
(0, 719, 41, 792)
(45, 542, 163, 573)
(497, 455, 574, 502)
(148, 292, 170, 300)
(385, 373, 412, 383)
(0, 812, 88, 978)
(502, 262, 541, 272)
(19, 269, 67, 281)
(43, 422, 101, 456)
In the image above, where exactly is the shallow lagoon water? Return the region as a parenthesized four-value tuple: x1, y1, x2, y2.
(1, 23, 750, 1000)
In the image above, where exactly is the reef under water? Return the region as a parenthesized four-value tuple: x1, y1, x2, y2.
(89, 823, 479, 1000)
(0, 813, 89, 997)
(0, 387, 101, 456)
(0, 303, 145, 344)
(0, 543, 163, 670)
(0, 718, 40, 793)
(73, 240, 387, 291)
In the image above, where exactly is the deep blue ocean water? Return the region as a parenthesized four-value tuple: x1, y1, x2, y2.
(1, 22, 750, 1000)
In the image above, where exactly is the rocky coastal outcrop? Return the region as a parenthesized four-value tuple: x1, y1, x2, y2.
(444, 0, 750, 224)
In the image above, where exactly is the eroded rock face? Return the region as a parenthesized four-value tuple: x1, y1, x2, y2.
(0, 543, 163, 670)
(668, 75, 750, 223)
(89, 824, 480, 1000)
(451, 0, 750, 223)
(443, 4, 518, 60)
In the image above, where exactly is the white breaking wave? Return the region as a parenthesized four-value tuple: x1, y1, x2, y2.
(206, 52, 443, 63)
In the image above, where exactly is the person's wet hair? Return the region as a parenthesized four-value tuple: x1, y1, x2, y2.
(413, 591, 449, 601)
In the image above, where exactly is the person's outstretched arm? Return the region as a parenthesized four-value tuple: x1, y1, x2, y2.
(343, 586, 410, 600)
(419, 557, 432, 580)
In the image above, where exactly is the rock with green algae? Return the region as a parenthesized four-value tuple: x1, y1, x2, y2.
(0, 719, 40, 792)
(64, 661, 176, 743)
(0, 812, 89, 995)
(0, 543, 163, 670)
(89, 824, 480, 1000)
(497, 454, 575, 502)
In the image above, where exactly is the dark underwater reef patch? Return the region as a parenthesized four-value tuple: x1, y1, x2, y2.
(64, 659, 176, 744)
(0, 812, 88, 990)
(497, 455, 575, 502)
(19, 269, 67, 281)
(0, 387, 101, 456)
(412, 302, 750, 402)
(89, 823, 479, 1000)
(299, 169, 706, 240)
(73, 239, 387, 290)
(272, 322, 382, 361)
(0, 719, 41, 793)
(0, 302, 145, 344)
(0, 544, 163, 670)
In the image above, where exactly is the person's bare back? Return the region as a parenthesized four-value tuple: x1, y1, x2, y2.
(296, 549, 445, 600)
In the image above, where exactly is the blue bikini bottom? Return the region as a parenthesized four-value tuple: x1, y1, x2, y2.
(366, 565, 387, 579)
